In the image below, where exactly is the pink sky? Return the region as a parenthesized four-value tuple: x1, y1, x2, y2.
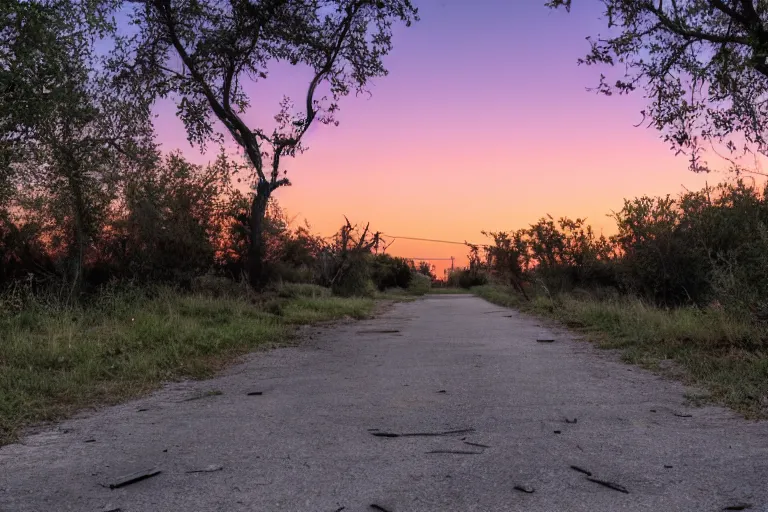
(155, 0, 738, 276)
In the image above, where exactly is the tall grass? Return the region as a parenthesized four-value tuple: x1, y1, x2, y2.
(0, 285, 373, 444)
(473, 285, 768, 417)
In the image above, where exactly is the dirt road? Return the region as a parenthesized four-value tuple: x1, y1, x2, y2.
(1, 294, 766, 511)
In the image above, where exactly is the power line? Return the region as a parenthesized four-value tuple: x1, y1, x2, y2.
(382, 234, 487, 246)
(401, 257, 455, 261)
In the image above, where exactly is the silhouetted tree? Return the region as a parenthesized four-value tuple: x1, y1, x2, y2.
(482, 229, 529, 298)
(121, 0, 418, 289)
(2, 0, 154, 299)
(326, 217, 381, 296)
(415, 260, 435, 280)
(548, 0, 768, 172)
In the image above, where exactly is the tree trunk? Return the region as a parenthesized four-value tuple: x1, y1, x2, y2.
(248, 182, 271, 290)
(66, 165, 86, 303)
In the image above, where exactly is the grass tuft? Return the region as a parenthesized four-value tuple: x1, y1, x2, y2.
(0, 285, 373, 445)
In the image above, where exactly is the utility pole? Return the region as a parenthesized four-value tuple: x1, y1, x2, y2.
(450, 256, 455, 272)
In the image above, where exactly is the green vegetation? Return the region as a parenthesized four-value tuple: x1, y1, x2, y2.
(463, 181, 768, 418)
(4, 0, 768, 448)
(2, 0, 418, 296)
(474, 181, 768, 316)
(446, 269, 489, 289)
(457, 3, 768, 417)
(407, 273, 432, 295)
(371, 254, 413, 291)
(0, 284, 373, 445)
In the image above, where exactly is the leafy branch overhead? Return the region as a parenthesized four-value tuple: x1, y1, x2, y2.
(124, 0, 418, 191)
(547, 0, 768, 172)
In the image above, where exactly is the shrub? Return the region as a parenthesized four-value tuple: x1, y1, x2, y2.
(611, 195, 710, 305)
(191, 274, 248, 297)
(322, 219, 382, 297)
(370, 254, 412, 291)
(448, 269, 489, 289)
(407, 273, 432, 295)
(475, 180, 768, 318)
(331, 255, 376, 297)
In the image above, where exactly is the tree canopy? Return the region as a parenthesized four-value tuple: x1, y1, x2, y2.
(122, 0, 417, 188)
(119, 0, 418, 288)
(548, 0, 768, 172)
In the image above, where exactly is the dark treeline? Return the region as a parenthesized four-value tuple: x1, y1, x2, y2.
(6, 0, 768, 313)
(0, 147, 435, 301)
(461, 180, 768, 319)
(1, 0, 425, 303)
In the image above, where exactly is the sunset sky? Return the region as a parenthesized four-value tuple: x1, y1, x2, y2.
(154, 0, 729, 276)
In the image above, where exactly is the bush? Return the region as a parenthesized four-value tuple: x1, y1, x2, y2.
(475, 180, 768, 318)
(331, 255, 376, 297)
(0, 213, 56, 290)
(611, 195, 710, 305)
(266, 261, 316, 285)
(370, 254, 412, 291)
(448, 269, 489, 289)
(101, 152, 241, 286)
(407, 273, 432, 295)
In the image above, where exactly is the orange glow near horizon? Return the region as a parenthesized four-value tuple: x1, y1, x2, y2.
(154, 0, 756, 277)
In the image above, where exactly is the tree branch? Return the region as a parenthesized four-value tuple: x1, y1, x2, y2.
(149, 0, 266, 182)
(644, 1, 751, 44)
(708, 0, 751, 26)
(737, 0, 760, 25)
(269, 1, 361, 186)
(271, 176, 290, 190)
(156, 62, 186, 81)
(222, 54, 235, 114)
